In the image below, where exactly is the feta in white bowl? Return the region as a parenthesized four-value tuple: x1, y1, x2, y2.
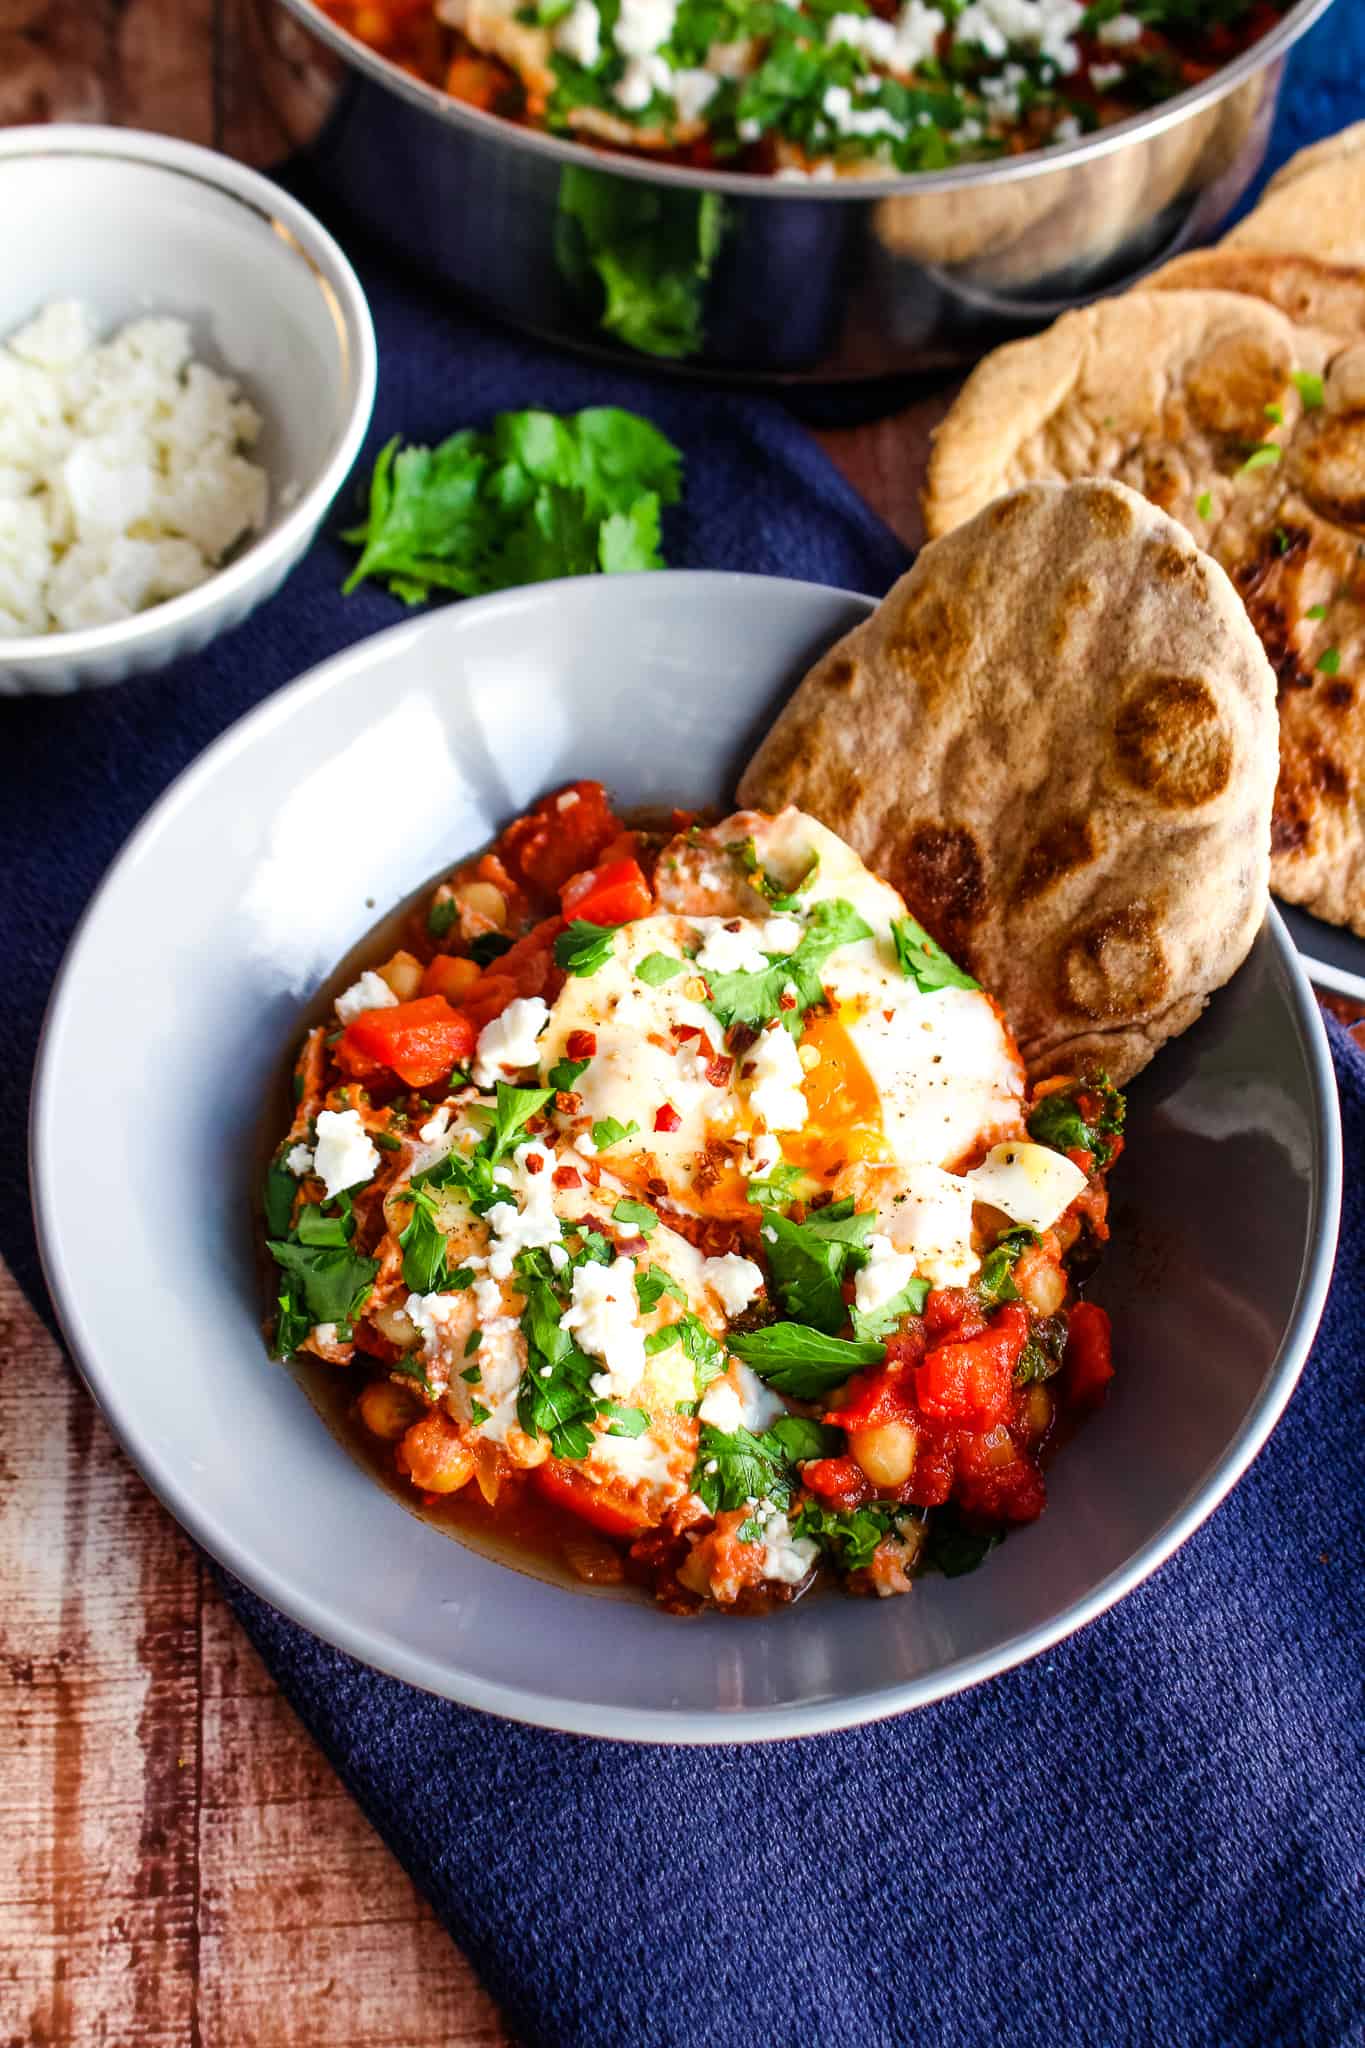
(0, 125, 376, 694)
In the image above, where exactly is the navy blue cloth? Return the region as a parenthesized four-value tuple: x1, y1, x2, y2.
(4, 7, 1364, 2043)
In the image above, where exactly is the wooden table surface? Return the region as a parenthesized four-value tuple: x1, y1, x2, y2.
(4, 10, 1362, 2046)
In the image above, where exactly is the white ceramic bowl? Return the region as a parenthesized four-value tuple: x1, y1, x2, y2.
(30, 574, 1342, 1742)
(0, 125, 377, 695)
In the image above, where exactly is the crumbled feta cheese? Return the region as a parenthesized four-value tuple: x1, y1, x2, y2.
(404, 1289, 466, 1354)
(483, 1140, 564, 1279)
(311, 1321, 340, 1347)
(747, 1022, 809, 1132)
(1089, 59, 1124, 87)
(285, 1143, 315, 1176)
(703, 1252, 765, 1318)
(557, 789, 581, 810)
(555, 0, 601, 64)
(821, 85, 906, 140)
(612, 0, 676, 58)
(853, 1231, 918, 1316)
(614, 53, 672, 109)
(588, 1428, 677, 1489)
(560, 1255, 646, 1400)
(312, 1108, 380, 1201)
(697, 1380, 744, 1431)
(1053, 113, 1082, 142)
(335, 969, 398, 1026)
(826, 1, 945, 72)
(574, 1131, 598, 1157)
(473, 995, 549, 1088)
(761, 916, 803, 954)
(0, 299, 267, 639)
(694, 921, 770, 975)
(1096, 10, 1142, 43)
(758, 1511, 819, 1586)
(672, 67, 720, 121)
(955, 0, 1083, 70)
(419, 1104, 452, 1145)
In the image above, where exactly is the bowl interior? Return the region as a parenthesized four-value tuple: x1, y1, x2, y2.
(0, 149, 355, 540)
(30, 574, 1338, 1740)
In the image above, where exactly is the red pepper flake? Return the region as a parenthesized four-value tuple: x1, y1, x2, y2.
(778, 991, 798, 1011)
(672, 1023, 701, 1043)
(555, 1089, 582, 1115)
(567, 1029, 597, 1059)
(654, 1102, 682, 1133)
(553, 1165, 582, 1189)
(524, 1150, 545, 1174)
(705, 1055, 734, 1088)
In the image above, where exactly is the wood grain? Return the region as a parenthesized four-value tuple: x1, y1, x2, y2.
(0, 1263, 509, 2048)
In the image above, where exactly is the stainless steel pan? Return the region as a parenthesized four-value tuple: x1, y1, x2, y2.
(255, 0, 1335, 380)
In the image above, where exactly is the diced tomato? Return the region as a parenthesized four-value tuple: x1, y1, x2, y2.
(496, 780, 622, 897)
(827, 1359, 918, 1431)
(338, 996, 476, 1090)
(560, 856, 653, 927)
(904, 1425, 956, 1507)
(567, 1029, 597, 1060)
(534, 1459, 653, 1537)
(883, 1323, 929, 1370)
(1065, 1301, 1114, 1406)
(956, 1452, 1047, 1524)
(421, 953, 482, 1003)
(923, 1287, 989, 1341)
(915, 1303, 1028, 1431)
(802, 1456, 872, 1511)
(654, 1103, 682, 1133)
(461, 915, 564, 1027)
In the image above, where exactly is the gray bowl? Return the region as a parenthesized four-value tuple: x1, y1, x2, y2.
(254, 0, 1334, 380)
(29, 573, 1341, 1742)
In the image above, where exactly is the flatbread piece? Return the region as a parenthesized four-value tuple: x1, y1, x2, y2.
(739, 479, 1278, 1084)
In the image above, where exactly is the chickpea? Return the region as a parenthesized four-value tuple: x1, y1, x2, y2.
(1024, 1385, 1054, 1438)
(503, 1424, 550, 1470)
(456, 879, 508, 929)
(849, 1420, 917, 1489)
(435, 956, 482, 998)
(397, 1412, 475, 1494)
(358, 1379, 422, 1442)
(380, 949, 424, 1000)
(1019, 1258, 1068, 1317)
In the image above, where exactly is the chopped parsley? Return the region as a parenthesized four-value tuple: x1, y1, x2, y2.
(644, 1312, 725, 1389)
(891, 913, 978, 993)
(691, 1423, 796, 1516)
(704, 897, 873, 1038)
(592, 1116, 640, 1150)
(732, 834, 820, 913)
(1317, 647, 1342, 676)
(792, 1501, 911, 1573)
(548, 1054, 591, 1091)
(1026, 1074, 1125, 1171)
(515, 1272, 601, 1461)
(427, 897, 459, 939)
(850, 1275, 930, 1342)
(1195, 490, 1213, 521)
(612, 1196, 658, 1236)
(554, 920, 621, 976)
(974, 1227, 1039, 1311)
(745, 1158, 805, 1210)
(602, 1402, 650, 1437)
(636, 952, 685, 985)
(1306, 603, 1327, 621)
(266, 1239, 379, 1352)
(464, 1329, 482, 1356)
(262, 1153, 297, 1239)
(761, 1199, 875, 1332)
(1291, 369, 1325, 410)
(635, 1264, 687, 1314)
(341, 406, 681, 605)
(488, 1081, 554, 1161)
(1238, 443, 1282, 474)
(729, 1322, 885, 1399)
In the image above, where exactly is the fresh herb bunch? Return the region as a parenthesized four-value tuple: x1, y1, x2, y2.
(342, 407, 682, 606)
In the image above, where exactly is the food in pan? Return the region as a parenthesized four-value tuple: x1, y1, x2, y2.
(263, 789, 1126, 1609)
(260, 478, 1277, 1612)
(0, 298, 266, 638)
(313, 0, 1291, 179)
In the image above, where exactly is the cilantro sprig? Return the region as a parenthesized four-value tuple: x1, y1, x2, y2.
(342, 406, 681, 606)
(705, 897, 872, 1038)
(891, 914, 978, 993)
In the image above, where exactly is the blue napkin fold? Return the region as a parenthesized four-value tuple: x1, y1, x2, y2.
(5, 6, 1364, 2042)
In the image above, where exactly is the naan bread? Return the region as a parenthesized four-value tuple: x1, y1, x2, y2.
(1262, 120, 1365, 198)
(1139, 248, 1365, 343)
(738, 479, 1278, 1084)
(1223, 144, 1365, 266)
(921, 290, 1365, 932)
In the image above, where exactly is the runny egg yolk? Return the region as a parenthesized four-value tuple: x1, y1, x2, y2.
(785, 1011, 890, 1176)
